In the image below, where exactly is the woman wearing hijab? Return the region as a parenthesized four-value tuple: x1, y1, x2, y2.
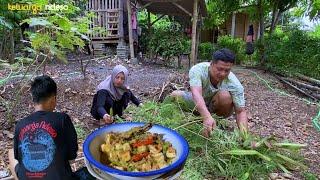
(90, 65, 141, 124)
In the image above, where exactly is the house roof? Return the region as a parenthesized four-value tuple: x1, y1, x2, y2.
(136, 0, 207, 18)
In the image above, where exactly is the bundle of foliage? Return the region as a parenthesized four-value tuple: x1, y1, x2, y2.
(264, 27, 320, 79)
(123, 100, 308, 179)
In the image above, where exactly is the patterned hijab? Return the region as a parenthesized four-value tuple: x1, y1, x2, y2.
(97, 65, 129, 100)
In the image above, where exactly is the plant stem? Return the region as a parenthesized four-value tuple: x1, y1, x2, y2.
(5, 54, 48, 127)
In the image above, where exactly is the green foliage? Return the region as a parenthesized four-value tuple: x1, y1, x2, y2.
(74, 124, 87, 140)
(22, 11, 92, 62)
(309, 24, 320, 37)
(264, 27, 320, 79)
(198, 42, 214, 61)
(214, 35, 247, 64)
(0, 0, 92, 63)
(303, 171, 318, 180)
(307, 0, 320, 20)
(138, 12, 190, 64)
(0, 16, 13, 29)
(126, 101, 308, 179)
(204, 0, 243, 28)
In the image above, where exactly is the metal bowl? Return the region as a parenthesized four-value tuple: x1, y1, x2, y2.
(83, 122, 189, 180)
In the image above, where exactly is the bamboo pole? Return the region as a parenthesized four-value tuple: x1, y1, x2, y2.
(190, 0, 198, 66)
(296, 73, 320, 87)
(283, 77, 320, 92)
(275, 74, 318, 101)
(126, 0, 135, 59)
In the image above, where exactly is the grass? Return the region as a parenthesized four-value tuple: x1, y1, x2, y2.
(74, 124, 87, 140)
(123, 100, 308, 179)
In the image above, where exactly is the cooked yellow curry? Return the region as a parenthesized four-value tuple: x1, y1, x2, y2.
(100, 123, 177, 172)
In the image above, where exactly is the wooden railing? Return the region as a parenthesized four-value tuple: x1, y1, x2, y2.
(87, 0, 119, 40)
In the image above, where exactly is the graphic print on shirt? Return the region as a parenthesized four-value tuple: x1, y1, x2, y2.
(19, 121, 57, 173)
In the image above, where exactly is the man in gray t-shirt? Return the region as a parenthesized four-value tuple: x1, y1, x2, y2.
(170, 48, 248, 137)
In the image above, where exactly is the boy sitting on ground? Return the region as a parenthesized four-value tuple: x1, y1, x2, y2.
(8, 75, 79, 180)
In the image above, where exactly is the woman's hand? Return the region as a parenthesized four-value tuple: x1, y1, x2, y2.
(103, 113, 114, 124)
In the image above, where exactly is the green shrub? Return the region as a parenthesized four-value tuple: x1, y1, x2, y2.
(264, 27, 320, 79)
(214, 35, 246, 64)
(198, 42, 214, 61)
(138, 13, 190, 64)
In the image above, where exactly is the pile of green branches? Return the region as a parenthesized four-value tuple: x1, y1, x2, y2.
(124, 100, 308, 179)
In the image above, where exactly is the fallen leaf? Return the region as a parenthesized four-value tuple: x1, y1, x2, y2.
(65, 88, 71, 92)
(284, 122, 292, 127)
(3, 130, 14, 139)
(74, 118, 79, 123)
(269, 173, 278, 180)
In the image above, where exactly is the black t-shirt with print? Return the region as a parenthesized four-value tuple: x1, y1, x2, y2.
(14, 111, 78, 180)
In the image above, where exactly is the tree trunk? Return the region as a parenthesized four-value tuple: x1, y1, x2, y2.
(270, 10, 278, 33)
(1, 29, 9, 61)
(147, 11, 153, 59)
(273, 11, 281, 29)
(190, 0, 199, 66)
(257, 0, 266, 65)
(258, 0, 264, 40)
(9, 29, 15, 64)
(0, 29, 5, 60)
(195, 21, 200, 63)
(270, 1, 278, 33)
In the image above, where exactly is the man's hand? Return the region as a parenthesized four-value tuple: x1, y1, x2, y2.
(103, 113, 114, 124)
(203, 116, 216, 137)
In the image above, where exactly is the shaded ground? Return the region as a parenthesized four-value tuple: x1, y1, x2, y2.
(0, 57, 319, 178)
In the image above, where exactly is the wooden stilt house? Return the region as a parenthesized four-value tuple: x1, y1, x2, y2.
(87, 0, 119, 42)
(87, 0, 207, 64)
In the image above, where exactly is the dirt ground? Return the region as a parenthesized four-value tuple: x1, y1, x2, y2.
(0, 57, 319, 178)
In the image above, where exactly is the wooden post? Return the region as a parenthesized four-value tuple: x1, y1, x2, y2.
(126, 0, 135, 59)
(118, 0, 124, 45)
(190, 0, 198, 66)
(231, 12, 236, 37)
(195, 21, 200, 62)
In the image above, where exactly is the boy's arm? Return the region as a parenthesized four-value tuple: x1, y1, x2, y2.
(64, 114, 78, 160)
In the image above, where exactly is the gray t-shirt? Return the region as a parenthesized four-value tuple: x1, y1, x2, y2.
(189, 62, 245, 108)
